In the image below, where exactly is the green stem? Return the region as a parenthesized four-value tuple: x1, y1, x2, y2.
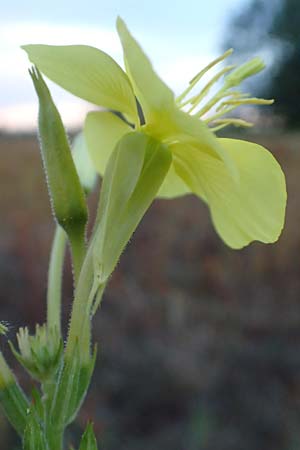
(47, 225, 67, 335)
(42, 380, 64, 450)
(70, 231, 87, 286)
(65, 243, 95, 363)
(46, 426, 63, 450)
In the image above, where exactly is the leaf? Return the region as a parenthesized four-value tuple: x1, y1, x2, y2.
(0, 351, 29, 436)
(23, 408, 48, 450)
(79, 423, 98, 450)
(49, 344, 97, 428)
(0, 382, 29, 436)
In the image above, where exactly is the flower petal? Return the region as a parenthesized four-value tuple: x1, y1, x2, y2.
(22, 44, 138, 123)
(173, 138, 286, 248)
(116, 17, 175, 121)
(84, 111, 131, 175)
(145, 109, 237, 179)
(116, 18, 236, 179)
(157, 163, 190, 198)
(72, 133, 98, 194)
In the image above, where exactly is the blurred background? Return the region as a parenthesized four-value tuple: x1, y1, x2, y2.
(1, 0, 300, 449)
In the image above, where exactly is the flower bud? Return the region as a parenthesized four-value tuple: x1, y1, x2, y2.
(29, 67, 88, 248)
(10, 324, 62, 382)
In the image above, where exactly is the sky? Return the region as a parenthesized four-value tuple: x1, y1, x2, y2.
(0, 0, 248, 131)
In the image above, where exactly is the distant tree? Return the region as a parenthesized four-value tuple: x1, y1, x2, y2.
(225, 0, 300, 128)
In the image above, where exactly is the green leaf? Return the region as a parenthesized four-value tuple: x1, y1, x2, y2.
(49, 344, 96, 428)
(93, 131, 172, 285)
(79, 423, 98, 450)
(0, 352, 29, 436)
(23, 408, 48, 450)
(23, 44, 138, 124)
(0, 382, 29, 436)
(29, 67, 88, 280)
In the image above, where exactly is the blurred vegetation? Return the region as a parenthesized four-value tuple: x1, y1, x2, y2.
(1, 132, 300, 449)
(225, 0, 300, 128)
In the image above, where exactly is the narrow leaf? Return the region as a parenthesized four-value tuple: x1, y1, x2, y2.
(50, 344, 96, 428)
(0, 382, 29, 436)
(23, 409, 48, 450)
(79, 422, 98, 450)
(0, 352, 29, 436)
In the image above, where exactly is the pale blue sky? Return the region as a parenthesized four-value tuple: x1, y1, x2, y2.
(0, 0, 248, 130)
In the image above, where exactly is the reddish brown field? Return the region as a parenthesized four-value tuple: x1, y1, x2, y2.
(0, 132, 300, 450)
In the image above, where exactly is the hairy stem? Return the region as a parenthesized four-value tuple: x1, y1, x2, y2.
(47, 225, 67, 334)
(69, 231, 87, 286)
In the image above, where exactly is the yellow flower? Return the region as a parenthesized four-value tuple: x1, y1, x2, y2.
(23, 18, 286, 249)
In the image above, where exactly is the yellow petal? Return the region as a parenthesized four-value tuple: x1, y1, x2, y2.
(145, 109, 237, 179)
(115, 19, 236, 180)
(157, 163, 190, 198)
(116, 17, 175, 122)
(84, 111, 131, 175)
(22, 44, 138, 123)
(173, 139, 286, 248)
(72, 133, 97, 194)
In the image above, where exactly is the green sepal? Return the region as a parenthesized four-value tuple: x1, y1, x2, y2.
(93, 131, 172, 285)
(0, 381, 29, 436)
(29, 67, 88, 275)
(23, 406, 48, 450)
(49, 343, 97, 428)
(79, 422, 98, 450)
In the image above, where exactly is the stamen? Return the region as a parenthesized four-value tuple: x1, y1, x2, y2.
(178, 89, 240, 110)
(177, 50, 273, 133)
(218, 98, 274, 108)
(203, 105, 237, 123)
(195, 89, 243, 116)
(189, 49, 234, 85)
(210, 118, 253, 132)
(187, 65, 236, 114)
(176, 48, 233, 104)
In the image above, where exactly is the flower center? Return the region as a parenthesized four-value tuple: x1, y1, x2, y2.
(176, 49, 273, 132)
